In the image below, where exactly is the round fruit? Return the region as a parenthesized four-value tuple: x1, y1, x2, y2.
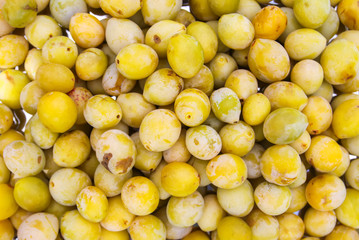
(37, 91, 77, 133)
(116, 43, 158, 80)
(338, 0, 359, 30)
(320, 39, 359, 85)
(84, 95, 122, 129)
(25, 15, 62, 49)
(167, 33, 204, 78)
(242, 93, 271, 126)
(76, 186, 108, 223)
(96, 129, 136, 175)
(0, 184, 18, 220)
(0, 219, 14, 240)
(277, 213, 305, 240)
(161, 162, 200, 197)
(263, 108, 308, 145)
(17, 213, 58, 240)
(197, 194, 225, 232)
(306, 174, 346, 211)
(140, 109, 182, 152)
(186, 125, 222, 160)
(305, 135, 343, 173)
(217, 216, 251, 240)
(332, 99, 359, 139)
(246, 208, 279, 240)
(42, 36, 78, 68)
(49, 168, 91, 206)
(14, 177, 51, 212)
(219, 121, 255, 157)
(129, 215, 166, 240)
(49, 0, 87, 28)
(0, 103, 13, 135)
(100, 196, 135, 232)
(187, 21, 218, 63)
(121, 176, 159, 216)
(75, 48, 108, 81)
(293, 0, 330, 28)
(174, 88, 211, 127)
(53, 130, 90, 168)
(0, 69, 30, 110)
(254, 182, 292, 216)
(218, 13, 254, 50)
(61, 210, 101, 240)
(260, 145, 301, 186)
(3, 140, 45, 178)
(206, 153, 247, 189)
(2, 0, 37, 28)
(284, 28, 326, 61)
(69, 13, 104, 48)
(166, 191, 204, 227)
(304, 208, 337, 237)
(335, 188, 359, 228)
(210, 87, 241, 124)
(248, 38, 290, 83)
(143, 68, 184, 106)
(217, 180, 254, 217)
(252, 6, 287, 40)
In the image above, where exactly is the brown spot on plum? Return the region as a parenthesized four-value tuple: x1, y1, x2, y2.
(67, 47, 71, 51)
(280, 178, 291, 184)
(167, 70, 175, 76)
(116, 59, 120, 64)
(115, 157, 133, 173)
(23, 4, 37, 11)
(251, 39, 257, 47)
(118, 9, 123, 15)
(108, 74, 125, 93)
(38, 156, 42, 164)
(194, 138, 199, 145)
(323, 195, 328, 204)
(5, 72, 14, 83)
(312, 130, 318, 135)
(50, 181, 54, 187)
(102, 153, 113, 171)
(344, 73, 354, 81)
(116, 114, 120, 118)
(153, 35, 161, 44)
